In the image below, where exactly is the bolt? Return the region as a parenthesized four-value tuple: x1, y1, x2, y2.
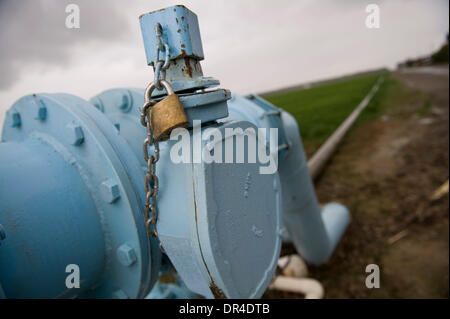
(91, 96, 105, 113)
(119, 92, 132, 113)
(116, 244, 137, 267)
(35, 99, 47, 121)
(100, 179, 120, 203)
(37, 106, 47, 120)
(66, 123, 84, 146)
(120, 95, 129, 110)
(9, 111, 21, 127)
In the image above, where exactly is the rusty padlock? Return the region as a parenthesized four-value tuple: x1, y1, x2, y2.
(144, 80, 189, 141)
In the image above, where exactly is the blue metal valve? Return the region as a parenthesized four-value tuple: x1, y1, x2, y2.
(0, 5, 349, 299)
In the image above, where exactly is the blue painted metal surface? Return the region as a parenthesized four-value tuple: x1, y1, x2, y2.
(90, 87, 230, 131)
(220, 94, 290, 159)
(0, 93, 161, 298)
(139, 5, 220, 96)
(156, 121, 281, 298)
(140, 5, 204, 65)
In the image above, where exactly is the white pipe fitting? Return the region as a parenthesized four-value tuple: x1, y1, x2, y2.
(278, 255, 308, 278)
(270, 276, 324, 299)
(272, 254, 325, 299)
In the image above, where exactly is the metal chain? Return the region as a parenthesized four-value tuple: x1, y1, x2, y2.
(154, 23, 170, 90)
(141, 23, 170, 237)
(140, 96, 159, 237)
(139, 23, 171, 238)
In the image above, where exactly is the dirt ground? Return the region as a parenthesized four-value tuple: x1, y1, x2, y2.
(267, 69, 449, 298)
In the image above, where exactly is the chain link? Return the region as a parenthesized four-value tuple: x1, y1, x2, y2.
(154, 23, 170, 90)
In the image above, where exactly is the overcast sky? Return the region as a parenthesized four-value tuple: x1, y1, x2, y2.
(0, 0, 448, 127)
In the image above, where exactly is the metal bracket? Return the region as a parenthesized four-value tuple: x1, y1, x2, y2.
(139, 5, 220, 95)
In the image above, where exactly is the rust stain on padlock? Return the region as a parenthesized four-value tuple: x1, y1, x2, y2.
(149, 94, 189, 141)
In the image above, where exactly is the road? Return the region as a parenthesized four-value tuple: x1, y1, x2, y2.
(400, 65, 449, 76)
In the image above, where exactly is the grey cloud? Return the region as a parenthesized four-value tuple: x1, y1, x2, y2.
(0, 0, 448, 98)
(0, 0, 131, 89)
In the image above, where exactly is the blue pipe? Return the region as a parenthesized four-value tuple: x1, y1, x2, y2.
(0, 140, 105, 298)
(0, 93, 161, 298)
